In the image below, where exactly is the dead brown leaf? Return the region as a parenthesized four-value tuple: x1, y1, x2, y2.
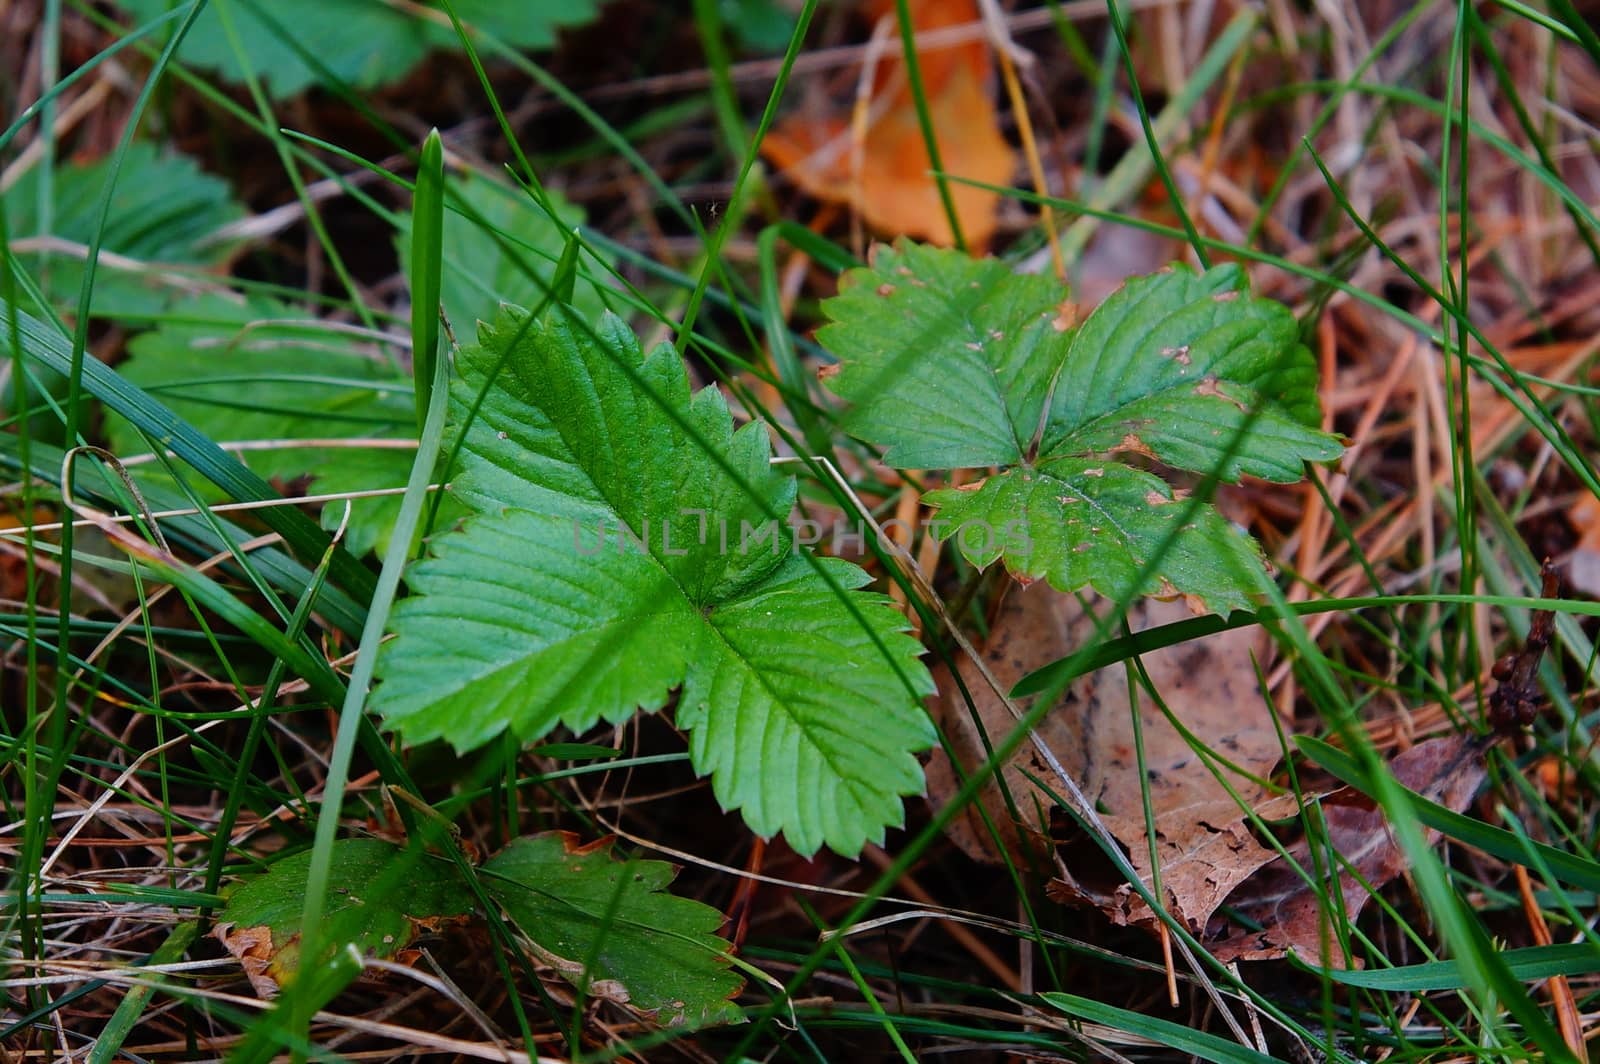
(928, 583, 1288, 935)
(1204, 734, 1488, 965)
(213, 922, 280, 999)
(760, 0, 1015, 248)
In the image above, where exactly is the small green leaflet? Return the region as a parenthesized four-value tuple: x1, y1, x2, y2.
(104, 293, 459, 557)
(372, 305, 936, 856)
(214, 834, 744, 1026)
(818, 243, 1066, 470)
(2, 142, 243, 319)
(113, 0, 608, 99)
(817, 242, 1344, 613)
(483, 833, 743, 1027)
(212, 838, 474, 995)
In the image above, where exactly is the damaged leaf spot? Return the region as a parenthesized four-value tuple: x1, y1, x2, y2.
(1109, 434, 1158, 459)
(1194, 376, 1248, 411)
(1053, 300, 1079, 332)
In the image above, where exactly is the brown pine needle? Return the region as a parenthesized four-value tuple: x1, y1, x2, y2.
(1513, 865, 1585, 1057)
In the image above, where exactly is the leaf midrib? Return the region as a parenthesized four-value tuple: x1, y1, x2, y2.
(701, 597, 902, 825)
(1030, 462, 1152, 561)
(527, 335, 785, 610)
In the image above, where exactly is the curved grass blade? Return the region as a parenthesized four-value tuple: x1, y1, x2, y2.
(1308, 942, 1600, 993)
(1040, 992, 1278, 1064)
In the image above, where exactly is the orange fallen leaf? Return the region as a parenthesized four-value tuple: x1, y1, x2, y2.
(761, 0, 1015, 248)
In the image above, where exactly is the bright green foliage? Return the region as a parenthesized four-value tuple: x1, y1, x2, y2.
(818, 242, 1343, 612)
(373, 305, 936, 856)
(214, 838, 474, 990)
(104, 294, 459, 556)
(114, 0, 606, 99)
(398, 174, 616, 339)
(483, 833, 743, 1027)
(1, 142, 243, 318)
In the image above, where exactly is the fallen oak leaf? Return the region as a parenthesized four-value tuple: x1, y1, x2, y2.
(929, 583, 1290, 936)
(1204, 734, 1489, 965)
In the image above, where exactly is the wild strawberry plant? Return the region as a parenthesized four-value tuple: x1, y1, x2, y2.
(817, 242, 1344, 613)
(368, 239, 1340, 858)
(212, 237, 1340, 1027)
(213, 833, 744, 1026)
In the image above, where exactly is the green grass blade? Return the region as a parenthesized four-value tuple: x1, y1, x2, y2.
(891, 0, 964, 251)
(410, 128, 444, 433)
(0, 303, 376, 605)
(281, 338, 453, 1053)
(84, 921, 200, 1064)
(1544, 0, 1600, 68)
(1308, 942, 1600, 993)
(126, 548, 346, 706)
(1040, 993, 1279, 1063)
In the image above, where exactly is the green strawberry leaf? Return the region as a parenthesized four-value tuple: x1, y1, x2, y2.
(482, 833, 743, 1027)
(212, 838, 474, 996)
(104, 293, 460, 556)
(373, 305, 936, 856)
(2, 142, 243, 319)
(819, 243, 1344, 613)
(113, 0, 607, 99)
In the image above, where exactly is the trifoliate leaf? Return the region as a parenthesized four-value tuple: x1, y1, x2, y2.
(113, 0, 607, 99)
(815, 240, 1070, 469)
(2, 142, 243, 318)
(398, 174, 615, 340)
(104, 293, 459, 556)
(212, 838, 473, 997)
(373, 305, 936, 856)
(483, 833, 743, 1027)
(819, 243, 1344, 613)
